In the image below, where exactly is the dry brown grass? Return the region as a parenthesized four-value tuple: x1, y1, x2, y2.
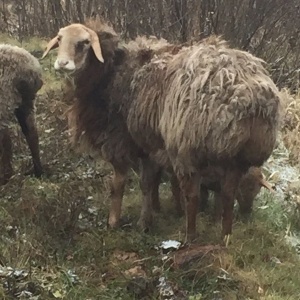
(280, 88, 300, 166)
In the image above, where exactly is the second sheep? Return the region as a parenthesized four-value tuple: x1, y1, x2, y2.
(0, 44, 44, 184)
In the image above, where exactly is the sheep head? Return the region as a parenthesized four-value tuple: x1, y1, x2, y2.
(42, 24, 104, 71)
(250, 167, 274, 193)
(237, 167, 274, 215)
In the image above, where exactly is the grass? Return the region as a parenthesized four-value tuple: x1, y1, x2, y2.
(1, 35, 300, 299)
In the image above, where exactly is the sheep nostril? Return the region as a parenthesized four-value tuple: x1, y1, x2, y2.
(59, 60, 68, 67)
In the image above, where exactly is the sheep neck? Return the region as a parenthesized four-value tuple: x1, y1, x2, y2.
(72, 52, 114, 104)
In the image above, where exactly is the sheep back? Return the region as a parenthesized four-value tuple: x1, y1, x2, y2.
(110, 36, 181, 154)
(0, 44, 42, 129)
(130, 36, 281, 173)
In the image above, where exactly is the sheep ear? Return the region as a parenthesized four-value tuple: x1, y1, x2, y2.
(85, 28, 104, 63)
(260, 178, 275, 193)
(41, 36, 59, 59)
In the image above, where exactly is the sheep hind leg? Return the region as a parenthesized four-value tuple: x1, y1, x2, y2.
(138, 157, 161, 232)
(177, 173, 200, 243)
(15, 107, 43, 178)
(0, 129, 13, 185)
(220, 169, 242, 244)
(170, 172, 184, 216)
(108, 165, 127, 228)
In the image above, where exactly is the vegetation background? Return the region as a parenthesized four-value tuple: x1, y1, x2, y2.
(1, 0, 300, 299)
(2, 0, 300, 90)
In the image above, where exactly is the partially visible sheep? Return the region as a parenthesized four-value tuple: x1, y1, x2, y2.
(227, 167, 274, 216)
(150, 148, 274, 219)
(168, 166, 274, 219)
(0, 44, 44, 184)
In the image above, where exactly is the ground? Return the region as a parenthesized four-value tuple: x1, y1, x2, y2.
(1, 34, 300, 300)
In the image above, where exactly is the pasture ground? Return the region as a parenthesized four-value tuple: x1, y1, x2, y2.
(1, 34, 300, 300)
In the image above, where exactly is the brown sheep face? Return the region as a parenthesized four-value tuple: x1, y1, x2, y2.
(42, 24, 104, 71)
(237, 167, 274, 214)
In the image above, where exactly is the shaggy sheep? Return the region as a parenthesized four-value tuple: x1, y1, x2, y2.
(41, 20, 182, 230)
(42, 20, 281, 243)
(128, 36, 281, 242)
(0, 44, 44, 184)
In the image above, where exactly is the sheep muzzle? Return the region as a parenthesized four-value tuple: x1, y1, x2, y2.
(54, 57, 76, 71)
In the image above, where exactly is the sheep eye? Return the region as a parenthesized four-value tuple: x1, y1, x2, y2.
(57, 36, 62, 42)
(78, 40, 90, 46)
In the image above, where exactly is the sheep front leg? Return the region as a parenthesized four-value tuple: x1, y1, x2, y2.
(220, 169, 242, 243)
(138, 157, 161, 232)
(108, 165, 127, 228)
(178, 173, 200, 243)
(0, 128, 13, 185)
(15, 108, 43, 178)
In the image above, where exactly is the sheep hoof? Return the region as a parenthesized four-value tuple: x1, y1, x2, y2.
(24, 166, 43, 178)
(223, 234, 231, 247)
(137, 215, 153, 233)
(108, 214, 120, 229)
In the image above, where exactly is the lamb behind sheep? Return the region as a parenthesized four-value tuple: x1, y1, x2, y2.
(0, 44, 43, 184)
(169, 166, 274, 220)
